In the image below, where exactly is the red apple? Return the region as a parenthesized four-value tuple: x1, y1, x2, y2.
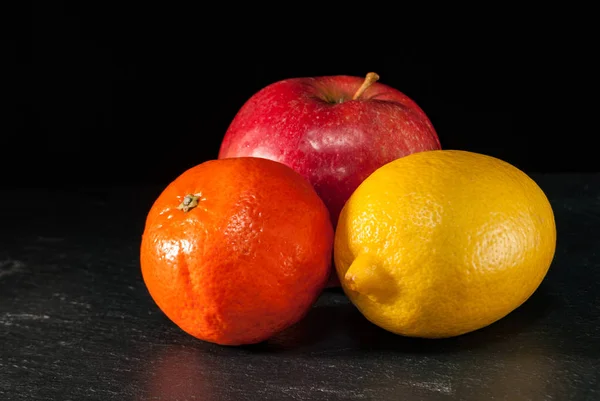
(218, 72, 441, 285)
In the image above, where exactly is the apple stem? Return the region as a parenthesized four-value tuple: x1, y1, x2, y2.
(352, 72, 380, 100)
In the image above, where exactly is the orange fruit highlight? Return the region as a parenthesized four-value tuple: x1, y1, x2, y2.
(140, 157, 333, 345)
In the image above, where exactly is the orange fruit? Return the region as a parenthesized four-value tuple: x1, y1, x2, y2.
(140, 157, 333, 345)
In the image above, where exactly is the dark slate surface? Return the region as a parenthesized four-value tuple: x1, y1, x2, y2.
(1, 174, 599, 400)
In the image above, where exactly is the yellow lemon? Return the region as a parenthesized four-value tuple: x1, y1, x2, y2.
(334, 149, 556, 338)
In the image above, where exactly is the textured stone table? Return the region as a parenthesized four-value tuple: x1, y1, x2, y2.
(1, 174, 598, 400)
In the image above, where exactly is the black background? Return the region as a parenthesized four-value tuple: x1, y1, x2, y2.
(6, 4, 595, 189)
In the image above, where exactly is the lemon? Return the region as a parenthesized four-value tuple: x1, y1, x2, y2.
(334, 149, 556, 338)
